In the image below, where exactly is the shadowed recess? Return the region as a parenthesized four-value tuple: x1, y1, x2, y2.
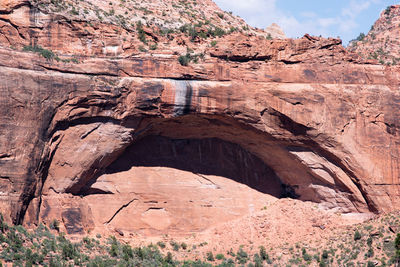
(91, 135, 288, 198)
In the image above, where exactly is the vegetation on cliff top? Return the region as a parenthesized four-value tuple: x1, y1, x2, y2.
(29, 0, 267, 55)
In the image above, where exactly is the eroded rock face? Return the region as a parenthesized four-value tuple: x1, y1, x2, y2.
(0, 0, 400, 236)
(265, 23, 287, 39)
(349, 5, 400, 65)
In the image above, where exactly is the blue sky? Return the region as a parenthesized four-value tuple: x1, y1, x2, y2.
(214, 0, 398, 45)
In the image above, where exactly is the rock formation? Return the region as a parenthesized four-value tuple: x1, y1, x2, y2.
(265, 23, 286, 39)
(349, 5, 400, 65)
(0, 0, 400, 236)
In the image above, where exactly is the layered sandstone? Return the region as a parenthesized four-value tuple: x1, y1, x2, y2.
(0, 0, 400, 237)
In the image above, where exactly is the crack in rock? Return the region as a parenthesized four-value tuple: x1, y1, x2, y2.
(104, 197, 138, 224)
(80, 123, 100, 139)
(195, 173, 221, 189)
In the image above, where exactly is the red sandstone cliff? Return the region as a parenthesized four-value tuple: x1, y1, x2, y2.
(0, 0, 400, 236)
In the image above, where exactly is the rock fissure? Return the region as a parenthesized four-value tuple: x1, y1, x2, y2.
(33, 133, 65, 222)
(210, 54, 272, 62)
(104, 197, 138, 225)
(0, 17, 26, 41)
(0, 153, 12, 159)
(38, 64, 121, 77)
(80, 124, 100, 139)
(195, 174, 221, 189)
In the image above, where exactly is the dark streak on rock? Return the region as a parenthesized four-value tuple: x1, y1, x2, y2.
(105, 198, 138, 224)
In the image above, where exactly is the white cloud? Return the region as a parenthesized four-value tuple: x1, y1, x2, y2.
(342, 1, 371, 18)
(317, 18, 338, 28)
(214, 0, 276, 13)
(300, 11, 317, 18)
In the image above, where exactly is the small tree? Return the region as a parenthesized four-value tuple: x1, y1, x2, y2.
(206, 251, 214, 261)
(385, 6, 391, 16)
(259, 246, 268, 261)
(180, 242, 187, 250)
(49, 219, 59, 231)
(354, 230, 362, 241)
(395, 233, 400, 263)
(0, 213, 8, 233)
(136, 21, 147, 44)
(178, 54, 191, 66)
(356, 32, 365, 41)
(236, 248, 248, 264)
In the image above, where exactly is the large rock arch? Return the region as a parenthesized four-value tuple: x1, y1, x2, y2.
(17, 77, 382, 235)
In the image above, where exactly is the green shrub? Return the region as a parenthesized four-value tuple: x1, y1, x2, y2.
(0, 213, 8, 233)
(136, 21, 147, 44)
(149, 44, 157, 50)
(61, 241, 78, 260)
(356, 32, 365, 41)
(188, 25, 198, 40)
(170, 240, 180, 251)
(83, 236, 95, 249)
(178, 48, 205, 66)
(108, 236, 120, 257)
(228, 26, 238, 33)
(70, 6, 79, 15)
(165, 252, 174, 264)
(253, 254, 263, 267)
(354, 230, 362, 241)
(208, 27, 225, 37)
(302, 248, 312, 261)
(23, 45, 55, 60)
(86, 255, 117, 267)
(236, 248, 248, 264)
(216, 253, 225, 260)
(365, 247, 374, 258)
(49, 219, 59, 231)
(206, 251, 214, 261)
(70, 58, 79, 64)
(322, 250, 329, 259)
(122, 244, 133, 260)
(385, 6, 391, 15)
(395, 233, 400, 262)
(178, 54, 191, 66)
(259, 246, 269, 261)
(367, 236, 373, 246)
(181, 242, 187, 250)
(157, 241, 166, 248)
